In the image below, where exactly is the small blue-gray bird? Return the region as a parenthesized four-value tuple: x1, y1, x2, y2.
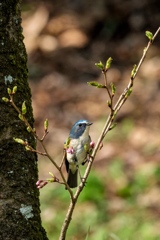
(65, 120, 93, 188)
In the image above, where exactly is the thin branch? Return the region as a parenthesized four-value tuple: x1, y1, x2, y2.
(59, 150, 66, 169)
(114, 27, 160, 114)
(59, 27, 160, 240)
(9, 94, 74, 201)
(40, 141, 74, 200)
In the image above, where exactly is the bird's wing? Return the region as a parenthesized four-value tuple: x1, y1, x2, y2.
(64, 136, 71, 173)
(65, 157, 69, 173)
(83, 135, 91, 153)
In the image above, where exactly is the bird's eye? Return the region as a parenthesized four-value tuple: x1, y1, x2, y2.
(79, 124, 82, 127)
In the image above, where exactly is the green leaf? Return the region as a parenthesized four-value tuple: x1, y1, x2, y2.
(105, 57, 113, 69)
(22, 101, 27, 115)
(12, 86, 17, 94)
(44, 118, 48, 130)
(145, 31, 153, 41)
(95, 61, 104, 70)
(27, 126, 31, 132)
(7, 88, 11, 95)
(110, 82, 116, 95)
(13, 137, 25, 145)
(64, 137, 71, 149)
(47, 178, 55, 183)
(2, 97, 9, 103)
(18, 113, 24, 121)
(87, 81, 104, 88)
(131, 64, 137, 78)
(25, 146, 31, 151)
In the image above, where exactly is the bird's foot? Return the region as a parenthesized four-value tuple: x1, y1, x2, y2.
(81, 177, 87, 186)
(82, 159, 89, 165)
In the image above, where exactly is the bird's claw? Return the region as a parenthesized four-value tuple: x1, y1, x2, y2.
(81, 177, 87, 186)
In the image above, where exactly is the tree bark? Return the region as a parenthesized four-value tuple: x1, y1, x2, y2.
(0, 1, 48, 239)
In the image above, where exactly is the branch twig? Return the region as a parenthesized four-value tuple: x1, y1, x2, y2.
(59, 27, 160, 240)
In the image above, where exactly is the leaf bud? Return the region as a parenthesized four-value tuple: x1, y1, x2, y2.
(110, 82, 116, 95)
(131, 64, 137, 79)
(7, 88, 11, 95)
(2, 97, 9, 103)
(13, 137, 25, 145)
(22, 101, 27, 115)
(105, 57, 113, 69)
(18, 114, 24, 121)
(87, 81, 104, 88)
(33, 128, 36, 133)
(107, 100, 111, 108)
(25, 146, 31, 151)
(44, 118, 48, 131)
(27, 126, 31, 132)
(145, 31, 153, 41)
(95, 61, 104, 70)
(12, 86, 17, 94)
(64, 137, 71, 149)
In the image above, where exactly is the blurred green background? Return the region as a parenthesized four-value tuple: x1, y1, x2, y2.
(22, 0, 160, 239)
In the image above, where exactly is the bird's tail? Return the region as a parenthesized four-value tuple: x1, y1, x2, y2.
(67, 169, 78, 188)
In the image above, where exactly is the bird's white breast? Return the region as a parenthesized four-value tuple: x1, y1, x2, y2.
(67, 132, 90, 165)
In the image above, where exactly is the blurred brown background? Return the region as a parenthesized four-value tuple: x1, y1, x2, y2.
(22, 0, 160, 239)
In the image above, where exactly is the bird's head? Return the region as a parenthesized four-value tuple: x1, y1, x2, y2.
(69, 120, 93, 139)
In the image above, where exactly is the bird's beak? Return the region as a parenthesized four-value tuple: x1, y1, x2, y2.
(87, 122, 93, 126)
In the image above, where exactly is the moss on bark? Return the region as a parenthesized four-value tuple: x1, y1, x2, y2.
(0, 1, 48, 239)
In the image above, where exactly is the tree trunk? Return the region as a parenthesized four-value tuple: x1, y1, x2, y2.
(0, 1, 48, 239)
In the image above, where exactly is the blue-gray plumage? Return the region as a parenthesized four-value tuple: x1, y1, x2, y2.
(65, 120, 93, 188)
